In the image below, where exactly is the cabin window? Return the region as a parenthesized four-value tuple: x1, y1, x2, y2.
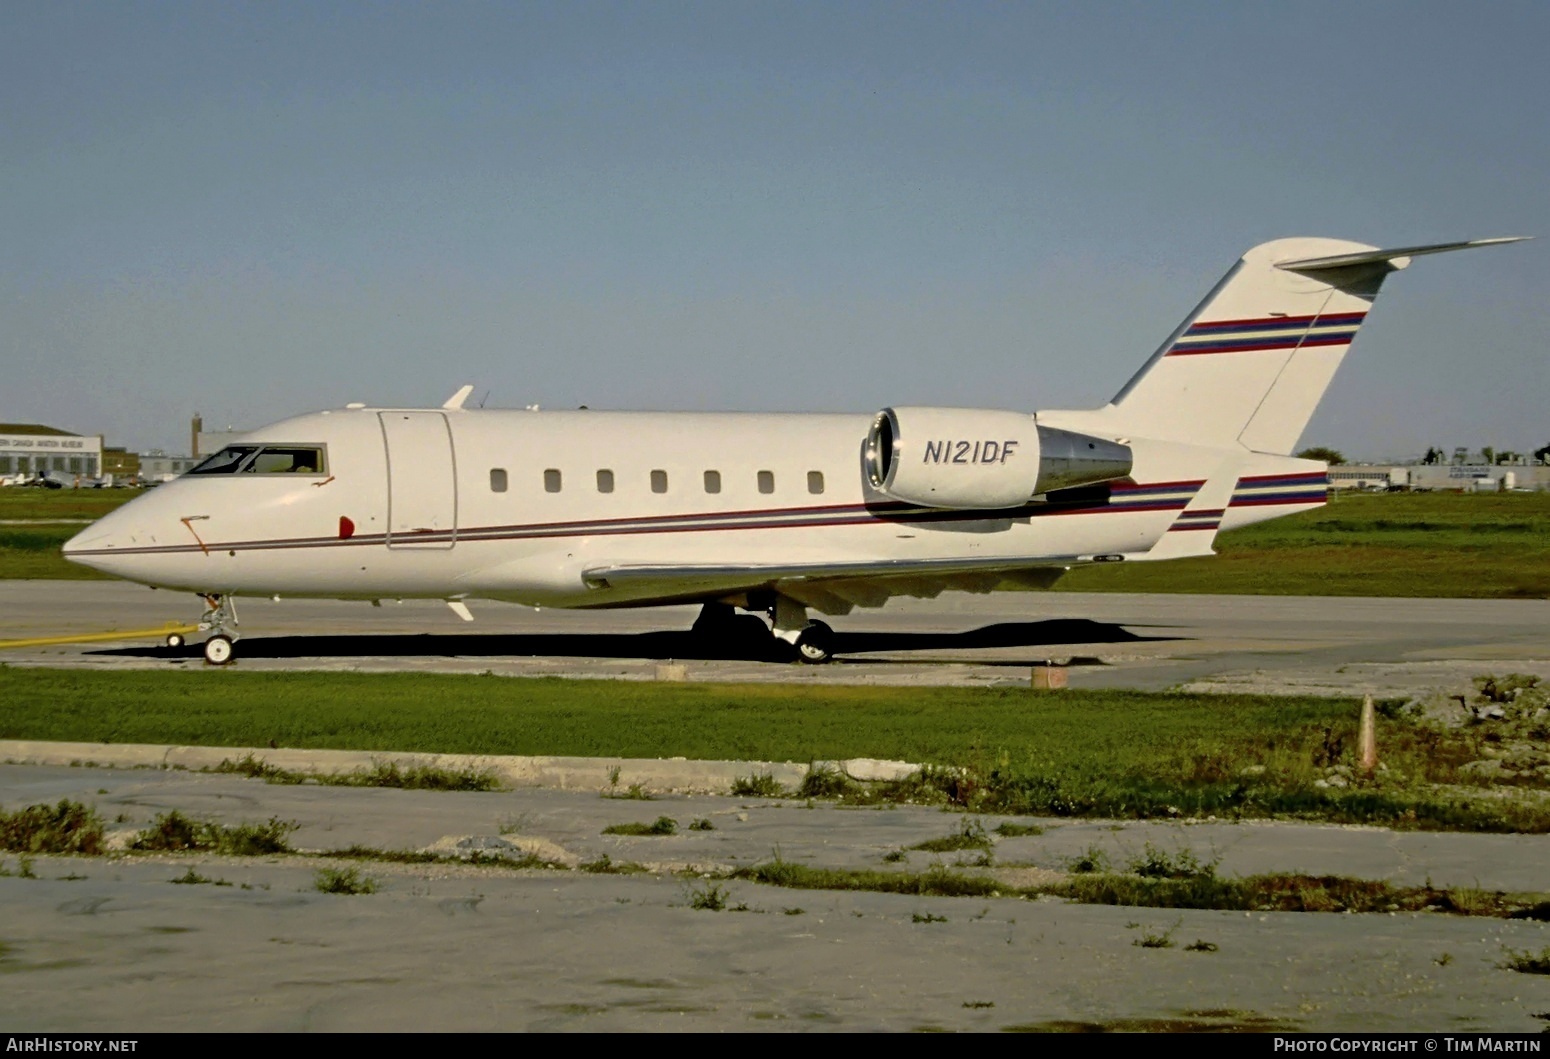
(757, 470, 775, 494)
(544, 469, 562, 493)
(807, 471, 825, 495)
(597, 469, 614, 493)
(651, 469, 668, 494)
(703, 470, 721, 494)
(490, 468, 508, 493)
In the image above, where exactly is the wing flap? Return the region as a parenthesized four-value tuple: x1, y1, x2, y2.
(583, 553, 1084, 613)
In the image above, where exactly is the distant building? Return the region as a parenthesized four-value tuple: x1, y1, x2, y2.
(1407, 464, 1550, 492)
(0, 423, 102, 479)
(139, 451, 200, 482)
(102, 447, 140, 479)
(1328, 466, 1410, 491)
(1329, 463, 1550, 492)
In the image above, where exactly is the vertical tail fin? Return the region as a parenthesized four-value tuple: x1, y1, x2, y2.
(1106, 237, 1525, 454)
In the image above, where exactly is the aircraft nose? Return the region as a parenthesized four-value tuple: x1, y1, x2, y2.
(62, 523, 125, 572)
(61, 505, 162, 576)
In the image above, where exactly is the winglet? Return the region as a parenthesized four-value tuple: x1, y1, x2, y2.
(442, 384, 475, 410)
(1276, 237, 1529, 273)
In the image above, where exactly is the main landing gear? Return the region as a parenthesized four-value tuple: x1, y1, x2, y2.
(171, 594, 240, 666)
(692, 596, 836, 664)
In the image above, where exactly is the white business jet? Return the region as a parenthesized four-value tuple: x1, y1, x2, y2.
(64, 236, 1525, 665)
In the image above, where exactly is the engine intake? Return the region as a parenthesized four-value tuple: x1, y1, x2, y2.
(864, 406, 1132, 509)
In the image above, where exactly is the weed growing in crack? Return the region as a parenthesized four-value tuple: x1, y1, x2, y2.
(602, 783, 654, 801)
(212, 754, 498, 791)
(314, 867, 377, 895)
(0, 800, 106, 855)
(1132, 921, 1180, 948)
(170, 868, 232, 887)
(910, 817, 991, 854)
(993, 822, 1044, 837)
(580, 854, 651, 874)
(602, 817, 678, 837)
(1504, 947, 1550, 974)
(132, 813, 297, 855)
(799, 763, 854, 799)
(687, 881, 728, 911)
(1064, 845, 1110, 874)
(1125, 842, 1217, 880)
(731, 773, 785, 798)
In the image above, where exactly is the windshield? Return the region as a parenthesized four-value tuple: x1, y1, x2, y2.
(187, 446, 259, 474)
(186, 444, 326, 476)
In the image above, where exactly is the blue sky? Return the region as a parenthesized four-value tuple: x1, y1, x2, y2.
(4, 1, 1546, 459)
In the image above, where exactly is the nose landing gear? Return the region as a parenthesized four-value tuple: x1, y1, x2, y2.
(184, 594, 240, 665)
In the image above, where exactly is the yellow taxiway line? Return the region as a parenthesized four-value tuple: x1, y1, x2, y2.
(0, 623, 200, 649)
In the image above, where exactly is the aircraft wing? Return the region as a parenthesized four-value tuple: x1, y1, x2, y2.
(581, 553, 1104, 614)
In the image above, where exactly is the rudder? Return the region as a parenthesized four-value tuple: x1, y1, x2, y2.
(1108, 237, 1387, 454)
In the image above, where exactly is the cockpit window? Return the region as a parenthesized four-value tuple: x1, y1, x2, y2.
(243, 446, 325, 474)
(186, 445, 326, 476)
(187, 446, 259, 474)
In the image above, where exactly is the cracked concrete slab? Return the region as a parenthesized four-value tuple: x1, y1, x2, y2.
(2, 761, 1550, 1031)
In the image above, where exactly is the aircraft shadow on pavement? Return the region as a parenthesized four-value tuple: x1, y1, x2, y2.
(98, 618, 1176, 666)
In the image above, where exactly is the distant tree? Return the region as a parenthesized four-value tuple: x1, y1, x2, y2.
(1481, 446, 1496, 465)
(1296, 446, 1346, 465)
(1495, 450, 1520, 465)
(1453, 447, 1470, 465)
(1534, 443, 1550, 466)
(1422, 447, 1445, 465)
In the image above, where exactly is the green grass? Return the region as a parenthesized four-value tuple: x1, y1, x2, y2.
(3, 489, 1546, 596)
(3, 668, 1547, 831)
(0, 490, 137, 522)
(1060, 489, 1550, 595)
(0, 527, 115, 580)
(1057, 491, 1550, 598)
(0, 668, 1352, 765)
(0, 490, 135, 580)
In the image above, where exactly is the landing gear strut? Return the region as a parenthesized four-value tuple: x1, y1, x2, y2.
(769, 596, 835, 665)
(194, 594, 240, 666)
(692, 595, 836, 664)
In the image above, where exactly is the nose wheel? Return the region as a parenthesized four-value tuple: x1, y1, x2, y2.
(203, 634, 235, 666)
(191, 594, 240, 665)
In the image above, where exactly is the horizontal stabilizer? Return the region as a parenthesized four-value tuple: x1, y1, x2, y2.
(1276, 237, 1528, 273)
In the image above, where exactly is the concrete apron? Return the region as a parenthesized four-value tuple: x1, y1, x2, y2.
(0, 738, 919, 794)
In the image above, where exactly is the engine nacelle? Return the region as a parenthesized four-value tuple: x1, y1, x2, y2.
(864, 406, 1133, 509)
